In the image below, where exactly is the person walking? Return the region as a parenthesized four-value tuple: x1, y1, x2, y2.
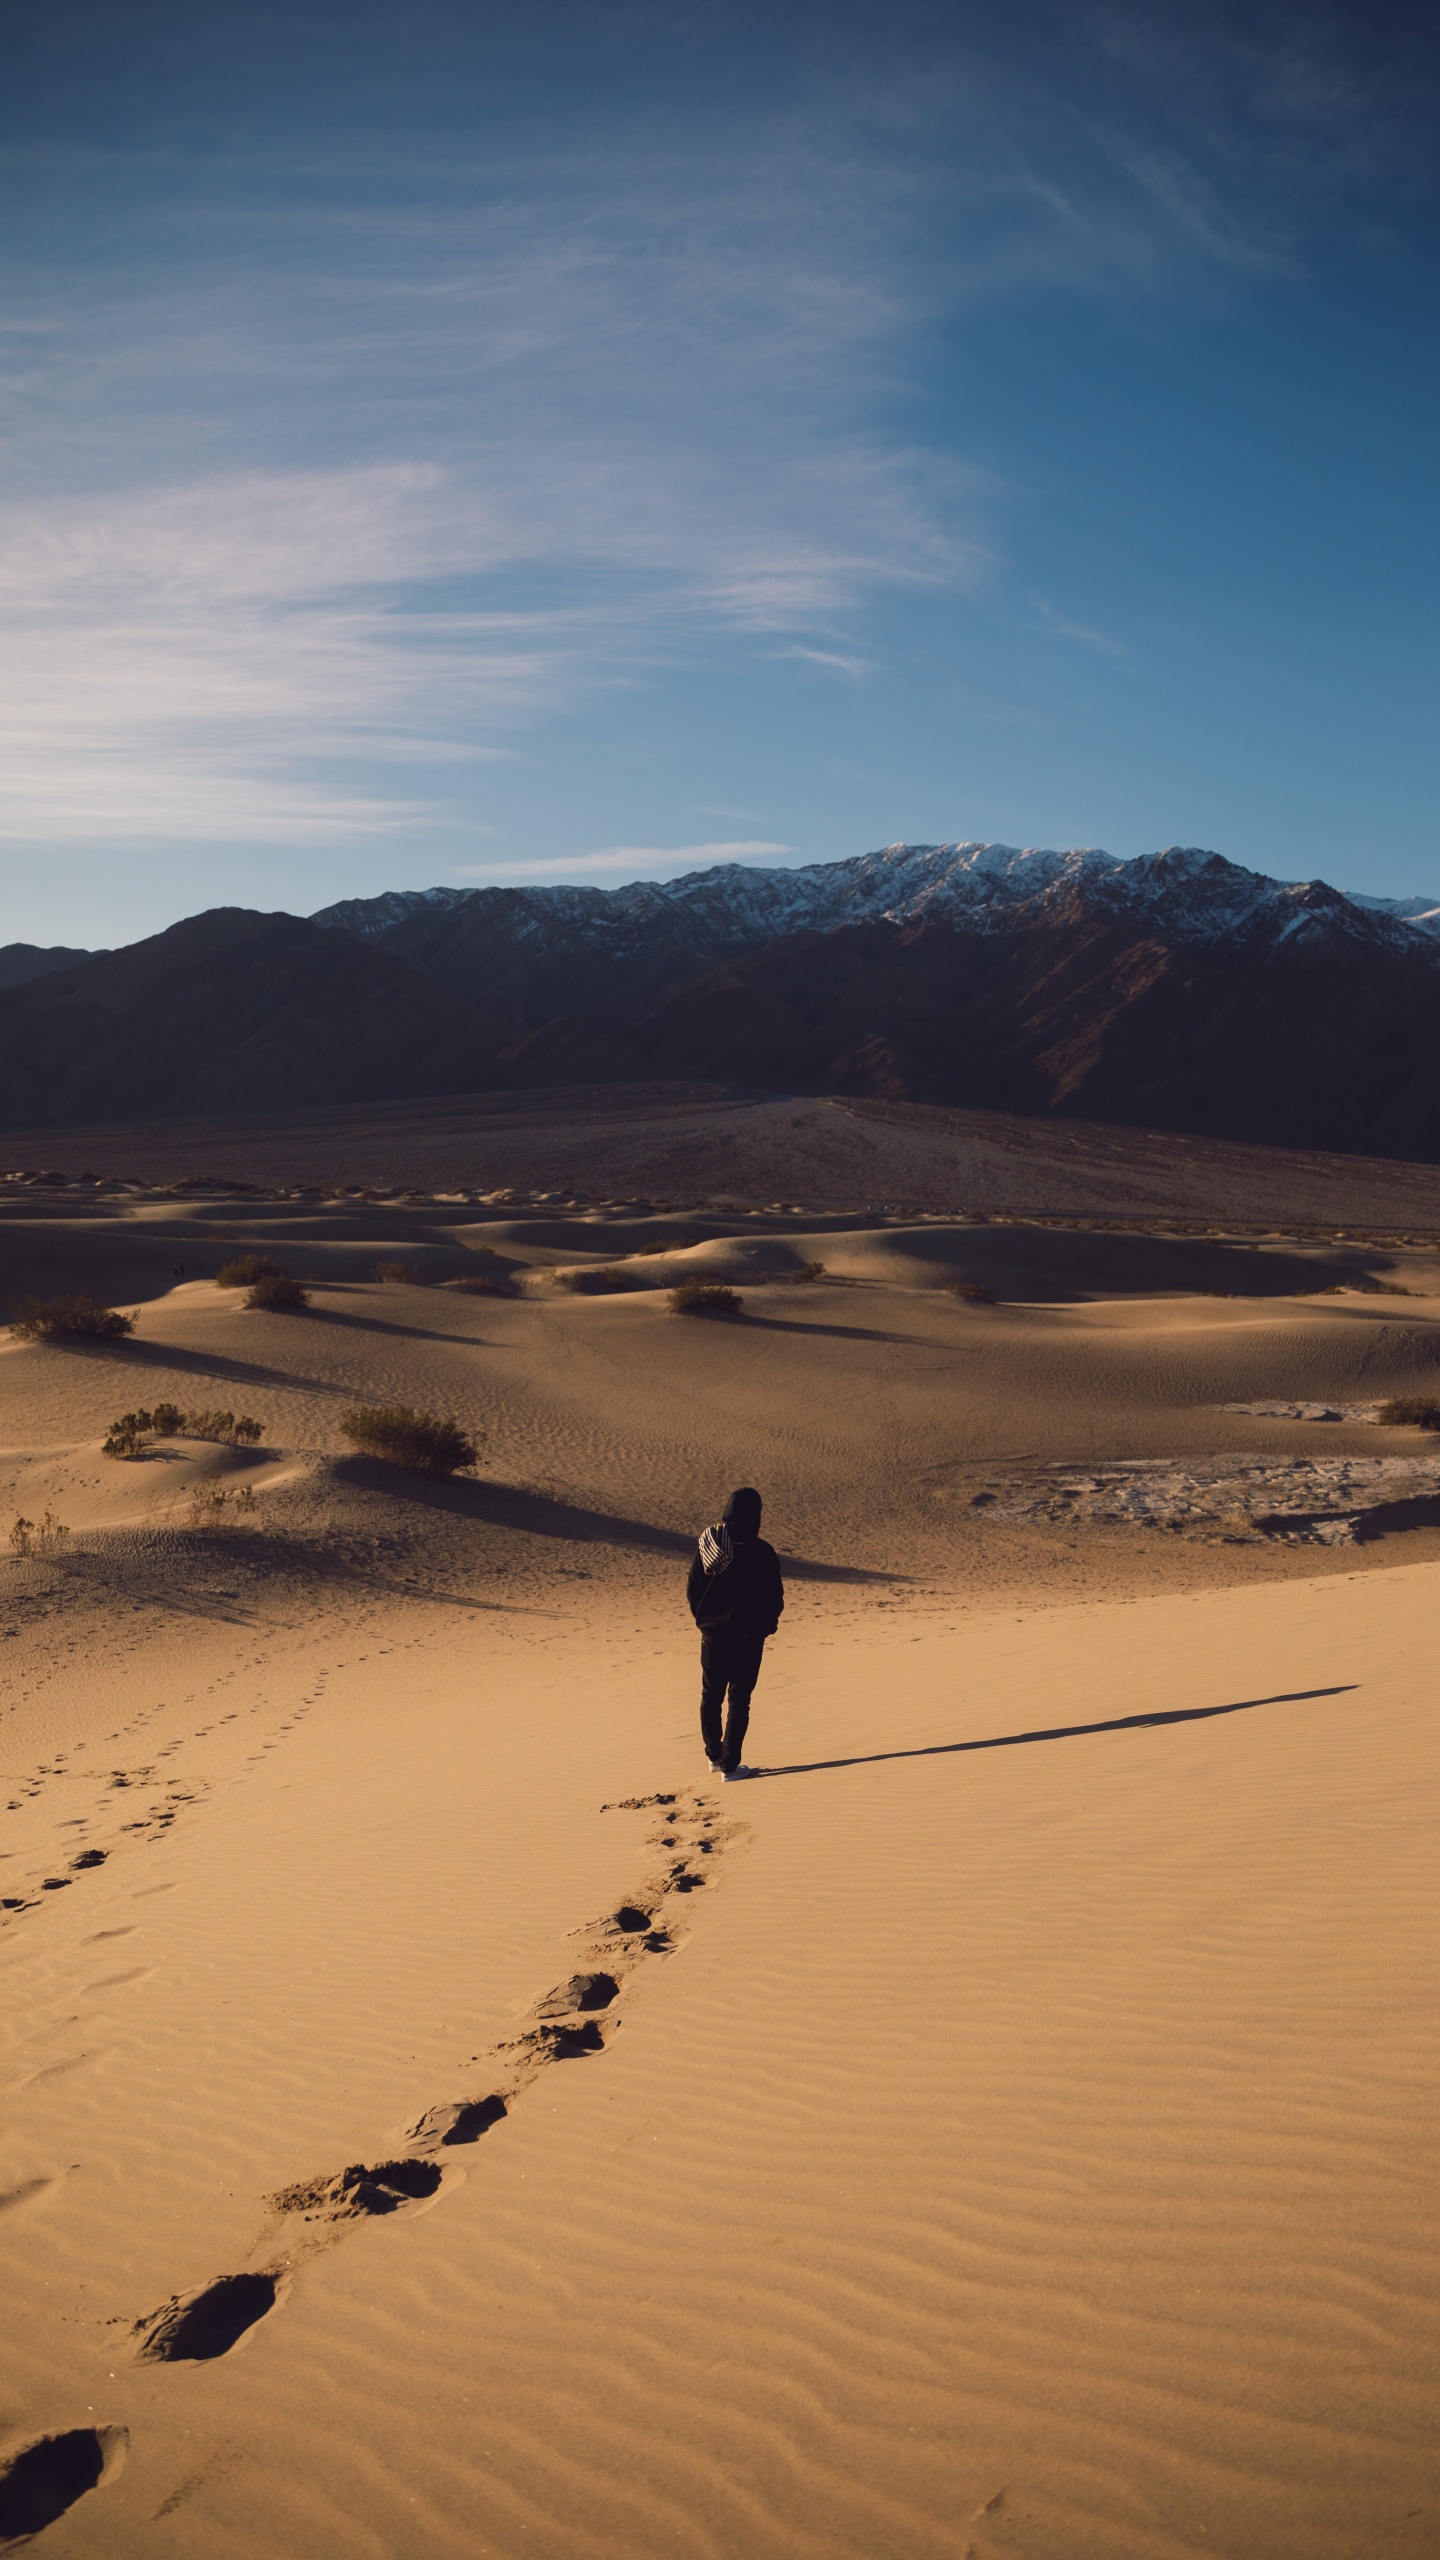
(687, 1486, 784, 1780)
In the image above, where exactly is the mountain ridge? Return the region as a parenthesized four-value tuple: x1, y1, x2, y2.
(5, 842, 1440, 1154)
(311, 841, 1440, 965)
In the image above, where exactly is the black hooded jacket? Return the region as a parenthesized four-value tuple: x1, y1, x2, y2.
(686, 1486, 785, 1637)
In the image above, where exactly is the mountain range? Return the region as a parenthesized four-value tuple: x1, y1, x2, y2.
(6, 841, 1440, 1156)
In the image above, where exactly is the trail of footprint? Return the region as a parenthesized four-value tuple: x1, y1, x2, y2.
(127, 1789, 744, 2364)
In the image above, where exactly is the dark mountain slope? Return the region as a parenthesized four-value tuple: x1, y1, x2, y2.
(0, 909, 509, 1127)
(504, 906, 1440, 1156)
(0, 942, 99, 992)
(6, 863, 1440, 1159)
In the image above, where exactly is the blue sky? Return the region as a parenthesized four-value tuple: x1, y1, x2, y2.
(1, 0, 1436, 944)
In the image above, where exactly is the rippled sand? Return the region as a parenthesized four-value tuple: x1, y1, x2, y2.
(1, 1194, 1437, 2554)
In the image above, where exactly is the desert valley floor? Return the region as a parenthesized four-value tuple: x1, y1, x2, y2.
(0, 1147, 1436, 2556)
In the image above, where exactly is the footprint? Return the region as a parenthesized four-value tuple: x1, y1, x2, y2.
(0, 2426, 126, 2541)
(270, 2159, 441, 2223)
(518, 2018, 608, 2061)
(135, 2272, 282, 2363)
(408, 2095, 507, 2148)
(536, 1972, 619, 2017)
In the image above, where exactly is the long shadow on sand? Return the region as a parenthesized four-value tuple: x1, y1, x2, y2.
(309, 1306, 490, 1349)
(334, 1460, 899, 1582)
(740, 1313, 939, 1348)
(49, 1337, 350, 1396)
(757, 1685, 1357, 1779)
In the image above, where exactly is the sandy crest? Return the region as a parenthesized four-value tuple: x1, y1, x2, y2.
(1, 1235, 1437, 2554)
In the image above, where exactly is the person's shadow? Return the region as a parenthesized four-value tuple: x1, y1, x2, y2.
(751, 1685, 1356, 1779)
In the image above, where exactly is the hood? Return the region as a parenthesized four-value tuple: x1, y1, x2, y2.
(721, 1486, 762, 1540)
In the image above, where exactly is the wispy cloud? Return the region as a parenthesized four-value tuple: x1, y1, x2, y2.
(772, 645, 872, 680)
(455, 840, 793, 879)
(1032, 597, 1128, 658)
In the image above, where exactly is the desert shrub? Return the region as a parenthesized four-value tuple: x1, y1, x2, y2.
(944, 1281, 995, 1304)
(339, 1404, 478, 1478)
(10, 1293, 134, 1342)
(787, 1260, 825, 1283)
(440, 1274, 517, 1297)
(9, 1508, 69, 1557)
(372, 1259, 422, 1283)
(103, 1410, 156, 1457)
(216, 1252, 284, 1288)
(103, 1404, 264, 1457)
(244, 1270, 309, 1312)
(186, 1410, 263, 1444)
(1378, 1396, 1440, 1428)
(553, 1267, 635, 1295)
(668, 1280, 742, 1317)
(187, 1483, 258, 1529)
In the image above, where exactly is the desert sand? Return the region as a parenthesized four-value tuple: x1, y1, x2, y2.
(1, 1181, 1436, 2555)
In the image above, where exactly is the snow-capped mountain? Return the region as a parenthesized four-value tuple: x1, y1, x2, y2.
(6, 838, 1440, 1153)
(313, 842, 1440, 964)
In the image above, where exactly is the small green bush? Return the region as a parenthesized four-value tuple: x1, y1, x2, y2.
(668, 1281, 742, 1317)
(244, 1270, 309, 1312)
(945, 1281, 995, 1304)
(1378, 1396, 1440, 1428)
(11, 1293, 134, 1342)
(339, 1404, 478, 1478)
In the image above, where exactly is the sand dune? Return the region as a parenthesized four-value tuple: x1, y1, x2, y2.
(1, 1193, 1436, 2553)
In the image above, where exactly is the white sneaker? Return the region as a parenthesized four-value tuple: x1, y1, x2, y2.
(705, 1759, 723, 1774)
(723, 1763, 755, 1782)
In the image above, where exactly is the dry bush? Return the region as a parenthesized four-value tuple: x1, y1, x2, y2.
(944, 1281, 995, 1304)
(216, 1252, 284, 1288)
(9, 1508, 69, 1557)
(668, 1280, 742, 1317)
(553, 1267, 636, 1295)
(440, 1275, 517, 1297)
(373, 1259, 423, 1283)
(244, 1270, 309, 1312)
(10, 1293, 134, 1342)
(1315, 1279, 1411, 1298)
(787, 1260, 826, 1284)
(186, 1409, 264, 1444)
(104, 1405, 264, 1456)
(187, 1484, 259, 1529)
(1378, 1396, 1440, 1428)
(339, 1404, 478, 1478)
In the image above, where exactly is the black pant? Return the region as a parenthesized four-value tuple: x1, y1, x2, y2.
(699, 1629, 766, 1771)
